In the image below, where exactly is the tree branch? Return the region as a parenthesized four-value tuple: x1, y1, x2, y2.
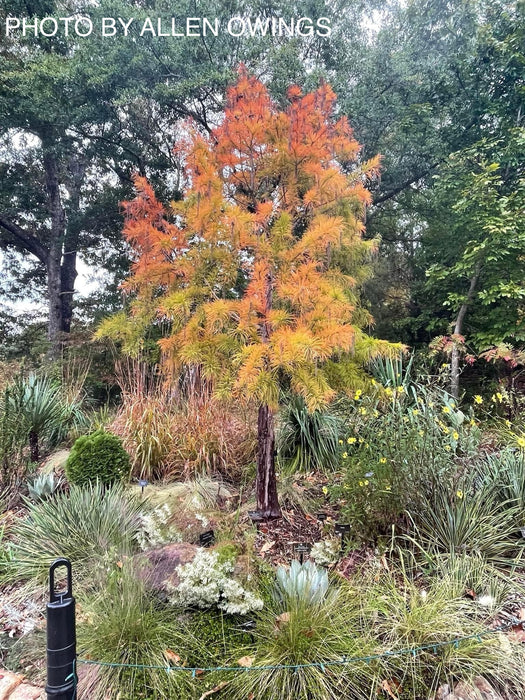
(0, 214, 48, 263)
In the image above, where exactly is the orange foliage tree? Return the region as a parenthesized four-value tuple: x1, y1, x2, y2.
(98, 68, 399, 519)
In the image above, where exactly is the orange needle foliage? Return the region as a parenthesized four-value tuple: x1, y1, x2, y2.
(100, 68, 393, 409)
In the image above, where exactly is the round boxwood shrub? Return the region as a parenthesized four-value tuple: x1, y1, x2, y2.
(66, 429, 130, 486)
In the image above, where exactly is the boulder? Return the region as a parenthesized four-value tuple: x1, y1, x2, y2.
(0, 672, 21, 700)
(9, 685, 44, 700)
(441, 677, 503, 700)
(134, 542, 199, 596)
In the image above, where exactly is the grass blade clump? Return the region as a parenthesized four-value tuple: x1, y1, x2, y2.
(78, 565, 195, 700)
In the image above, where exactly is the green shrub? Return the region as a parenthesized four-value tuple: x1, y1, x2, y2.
(331, 381, 481, 542)
(66, 429, 130, 486)
(8, 482, 145, 585)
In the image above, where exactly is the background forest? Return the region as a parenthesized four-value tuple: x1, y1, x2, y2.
(1, 2, 525, 700)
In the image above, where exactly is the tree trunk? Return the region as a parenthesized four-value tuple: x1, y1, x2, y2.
(450, 263, 481, 398)
(42, 133, 67, 359)
(29, 429, 39, 463)
(254, 403, 281, 519)
(252, 262, 281, 521)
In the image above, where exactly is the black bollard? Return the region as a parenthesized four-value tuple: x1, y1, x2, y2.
(46, 558, 77, 700)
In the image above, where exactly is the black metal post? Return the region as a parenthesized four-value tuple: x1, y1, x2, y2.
(46, 558, 77, 700)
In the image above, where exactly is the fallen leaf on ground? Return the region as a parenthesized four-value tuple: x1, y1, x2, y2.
(260, 541, 275, 554)
(380, 678, 401, 699)
(198, 681, 229, 699)
(237, 656, 255, 667)
(164, 649, 181, 664)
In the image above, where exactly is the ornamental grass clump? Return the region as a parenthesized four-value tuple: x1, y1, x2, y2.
(230, 561, 377, 700)
(8, 482, 145, 585)
(78, 565, 195, 700)
(357, 566, 525, 698)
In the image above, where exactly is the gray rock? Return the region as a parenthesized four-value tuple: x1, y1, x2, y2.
(133, 542, 199, 596)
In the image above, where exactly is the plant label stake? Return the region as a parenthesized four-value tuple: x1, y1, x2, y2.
(199, 530, 215, 547)
(334, 523, 351, 552)
(46, 558, 77, 700)
(294, 543, 310, 564)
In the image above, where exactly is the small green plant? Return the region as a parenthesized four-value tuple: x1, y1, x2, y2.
(27, 473, 61, 502)
(275, 560, 329, 605)
(8, 482, 145, 585)
(310, 538, 341, 567)
(230, 567, 372, 700)
(66, 429, 130, 486)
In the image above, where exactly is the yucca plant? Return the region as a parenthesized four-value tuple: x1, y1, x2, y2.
(8, 374, 87, 462)
(278, 395, 341, 473)
(8, 482, 147, 585)
(408, 484, 524, 568)
(369, 351, 414, 390)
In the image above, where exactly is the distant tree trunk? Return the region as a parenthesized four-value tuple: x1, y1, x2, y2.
(255, 403, 281, 519)
(450, 263, 481, 398)
(42, 132, 68, 360)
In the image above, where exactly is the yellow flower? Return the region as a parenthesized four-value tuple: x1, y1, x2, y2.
(442, 406, 450, 414)
(442, 426, 450, 435)
(412, 409, 419, 415)
(385, 387, 393, 397)
(339, 439, 343, 445)
(517, 437, 525, 449)
(496, 392, 503, 402)
(505, 420, 511, 427)
(354, 389, 362, 400)
(418, 430, 424, 437)
(358, 480, 364, 487)
(359, 407, 367, 415)
(342, 452, 348, 459)
(491, 394, 496, 403)
(385, 484, 392, 491)
(474, 395, 483, 404)
(365, 443, 370, 449)
(453, 431, 459, 441)
(374, 409, 379, 417)
(444, 445, 451, 451)
(470, 419, 476, 426)
(347, 437, 357, 444)
(322, 486, 328, 494)
(379, 457, 387, 464)
(397, 385, 404, 393)
(456, 490, 464, 499)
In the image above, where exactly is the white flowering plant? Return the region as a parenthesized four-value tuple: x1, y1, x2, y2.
(310, 537, 341, 567)
(167, 548, 263, 615)
(136, 503, 182, 551)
